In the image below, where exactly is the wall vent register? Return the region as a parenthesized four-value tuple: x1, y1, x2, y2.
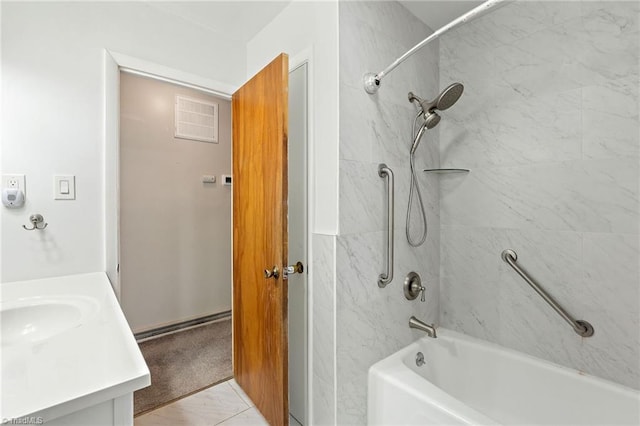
(175, 95, 219, 143)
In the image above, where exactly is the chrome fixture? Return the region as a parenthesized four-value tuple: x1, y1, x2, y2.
(22, 213, 48, 231)
(501, 249, 594, 337)
(424, 168, 470, 174)
(408, 83, 464, 139)
(404, 272, 425, 302)
(415, 352, 425, 367)
(264, 266, 279, 279)
(409, 316, 437, 338)
(283, 261, 304, 280)
(378, 164, 395, 287)
(363, 0, 510, 94)
(406, 84, 463, 247)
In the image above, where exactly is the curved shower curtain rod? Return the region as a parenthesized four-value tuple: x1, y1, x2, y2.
(363, 0, 511, 94)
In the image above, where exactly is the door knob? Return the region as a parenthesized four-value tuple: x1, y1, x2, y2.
(264, 266, 279, 279)
(283, 261, 304, 279)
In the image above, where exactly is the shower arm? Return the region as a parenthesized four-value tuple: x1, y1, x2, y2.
(363, 0, 510, 95)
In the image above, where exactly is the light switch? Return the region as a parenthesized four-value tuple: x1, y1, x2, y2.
(54, 175, 75, 200)
(60, 180, 70, 194)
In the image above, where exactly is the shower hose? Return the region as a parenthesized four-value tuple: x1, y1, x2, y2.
(406, 114, 428, 247)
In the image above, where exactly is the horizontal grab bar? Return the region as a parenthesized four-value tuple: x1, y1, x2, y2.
(501, 249, 594, 337)
(378, 164, 394, 288)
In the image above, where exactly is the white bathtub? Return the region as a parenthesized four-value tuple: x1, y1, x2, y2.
(368, 328, 640, 425)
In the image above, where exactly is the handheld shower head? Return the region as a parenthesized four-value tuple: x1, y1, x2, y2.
(424, 111, 441, 129)
(409, 120, 430, 157)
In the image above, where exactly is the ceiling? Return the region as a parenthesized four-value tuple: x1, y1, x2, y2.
(144, 1, 484, 44)
(144, 1, 292, 42)
(397, 1, 484, 31)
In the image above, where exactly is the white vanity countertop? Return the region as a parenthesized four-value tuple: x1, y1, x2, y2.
(0, 272, 150, 421)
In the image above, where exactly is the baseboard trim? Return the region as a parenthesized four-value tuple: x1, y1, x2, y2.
(134, 310, 232, 342)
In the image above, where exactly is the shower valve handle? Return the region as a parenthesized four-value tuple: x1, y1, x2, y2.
(411, 281, 426, 302)
(404, 272, 426, 302)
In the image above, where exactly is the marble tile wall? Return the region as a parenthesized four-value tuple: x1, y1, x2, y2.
(311, 233, 336, 425)
(336, 2, 440, 423)
(439, 0, 639, 389)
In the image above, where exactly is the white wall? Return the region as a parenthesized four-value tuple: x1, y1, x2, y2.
(439, 0, 640, 390)
(247, 0, 339, 236)
(1, 2, 245, 283)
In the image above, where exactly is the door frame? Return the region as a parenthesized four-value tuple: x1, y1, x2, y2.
(103, 49, 314, 423)
(288, 57, 313, 425)
(288, 50, 313, 426)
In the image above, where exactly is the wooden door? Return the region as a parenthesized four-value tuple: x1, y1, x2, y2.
(232, 53, 289, 426)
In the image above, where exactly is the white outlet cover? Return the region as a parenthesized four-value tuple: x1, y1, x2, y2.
(2, 174, 26, 195)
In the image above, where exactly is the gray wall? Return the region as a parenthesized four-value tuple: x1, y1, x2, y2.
(336, 2, 440, 423)
(120, 73, 232, 332)
(439, 1, 639, 389)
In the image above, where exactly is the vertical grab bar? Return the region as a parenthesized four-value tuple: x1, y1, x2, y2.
(378, 164, 394, 288)
(501, 249, 594, 337)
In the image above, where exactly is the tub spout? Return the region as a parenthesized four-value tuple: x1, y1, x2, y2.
(409, 316, 437, 338)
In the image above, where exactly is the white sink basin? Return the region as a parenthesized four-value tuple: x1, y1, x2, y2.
(1, 296, 98, 346)
(1, 273, 150, 422)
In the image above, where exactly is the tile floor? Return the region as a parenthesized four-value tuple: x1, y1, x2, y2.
(135, 379, 302, 425)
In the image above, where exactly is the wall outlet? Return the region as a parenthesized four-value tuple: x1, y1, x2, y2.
(3, 175, 26, 194)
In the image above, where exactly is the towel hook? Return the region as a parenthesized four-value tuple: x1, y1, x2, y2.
(23, 214, 48, 231)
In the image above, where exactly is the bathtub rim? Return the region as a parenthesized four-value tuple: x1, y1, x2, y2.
(368, 327, 640, 425)
(404, 328, 640, 396)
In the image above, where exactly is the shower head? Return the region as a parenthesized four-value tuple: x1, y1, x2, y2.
(436, 83, 464, 110)
(407, 83, 463, 155)
(408, 82, 464, 119)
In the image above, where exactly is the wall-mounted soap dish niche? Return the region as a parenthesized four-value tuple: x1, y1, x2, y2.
(423, 168, 470, 174)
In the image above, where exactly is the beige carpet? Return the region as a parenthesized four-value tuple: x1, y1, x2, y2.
(134, 318, 232, 416)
